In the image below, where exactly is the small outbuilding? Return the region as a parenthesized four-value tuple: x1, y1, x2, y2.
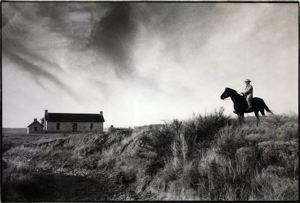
(27, 118, 44, 134)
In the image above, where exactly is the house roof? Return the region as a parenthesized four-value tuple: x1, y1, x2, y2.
(45, 113, 105, 122)
(28, 121, 44, 127)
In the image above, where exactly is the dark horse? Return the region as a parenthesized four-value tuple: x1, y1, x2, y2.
(220, 87, 273, 124)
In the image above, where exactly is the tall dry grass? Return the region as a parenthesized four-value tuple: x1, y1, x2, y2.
(3, 111, 298, 201)
(147, 114, 298, 200)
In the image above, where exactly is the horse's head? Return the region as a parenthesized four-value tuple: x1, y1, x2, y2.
(220, 87, 233, 100)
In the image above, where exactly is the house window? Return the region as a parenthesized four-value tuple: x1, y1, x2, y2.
(72, 123, 78, 132)
(56, 123, 60, 130)
(34, 127, 37, 131)
(90, 123, 93, 130)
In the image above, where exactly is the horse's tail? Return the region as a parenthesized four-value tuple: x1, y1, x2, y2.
(261, 99, 273, 114)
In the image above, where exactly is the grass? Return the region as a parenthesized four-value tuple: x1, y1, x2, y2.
(2, 111, 298, 201)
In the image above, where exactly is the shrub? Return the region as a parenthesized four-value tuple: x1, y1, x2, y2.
(216, 126, 248, 159)
(250, 171, 298, 200)
(180, 109, 231, 159)
(116, 166, 137, 185)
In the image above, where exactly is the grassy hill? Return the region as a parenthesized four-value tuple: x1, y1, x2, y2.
(2, 110, 298, 201)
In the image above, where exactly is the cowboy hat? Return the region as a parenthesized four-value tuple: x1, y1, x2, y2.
(244, 79, 251, 82)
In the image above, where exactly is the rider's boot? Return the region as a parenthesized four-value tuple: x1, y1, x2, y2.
(246, 106, 252, 112)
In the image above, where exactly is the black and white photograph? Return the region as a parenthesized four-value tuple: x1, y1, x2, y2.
(2, 1, 299, 201)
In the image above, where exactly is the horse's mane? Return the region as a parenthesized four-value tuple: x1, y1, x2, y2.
(226, 87, 237, 93)
(225, 87, 242, 97)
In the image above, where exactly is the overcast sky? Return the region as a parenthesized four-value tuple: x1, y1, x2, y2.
(2, 3, 298, 128)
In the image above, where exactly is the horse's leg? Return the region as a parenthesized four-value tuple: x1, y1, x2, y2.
(260, 108, 265, 116)
(254, 111, 260, 125)
(238, 115, 242, 125)
(241, 113, 245, 124)
(238, 113, 245, 125)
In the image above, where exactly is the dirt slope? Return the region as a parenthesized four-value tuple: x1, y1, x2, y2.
(2, 113, 298, 201)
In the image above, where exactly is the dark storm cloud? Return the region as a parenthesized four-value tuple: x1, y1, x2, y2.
(4, 51, 75, 96)
(2, 32, 75, 97)
(2, 3, 78, 97)
(2, 14, 12, 28)
(36, 3, 95, 36)
(89, 3, 137, 76)
(2, 2, 219, 91)
(4, 3, 139, 78)
(2, 37, 61, 72)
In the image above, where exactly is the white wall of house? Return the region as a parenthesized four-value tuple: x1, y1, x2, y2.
(45, 121, 103, 132)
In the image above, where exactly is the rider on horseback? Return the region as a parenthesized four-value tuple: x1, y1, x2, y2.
(242, 79, 253, 111)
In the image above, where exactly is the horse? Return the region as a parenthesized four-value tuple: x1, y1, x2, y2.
(220, 87, 273, 124)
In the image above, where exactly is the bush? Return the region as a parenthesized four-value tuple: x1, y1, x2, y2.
(181, 109, 231, 159)
(250, 171, 298, 200)
(216, 125, 248, 159)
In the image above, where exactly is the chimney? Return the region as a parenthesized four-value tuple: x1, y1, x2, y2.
(34, 118, 37, 122)
(100, 111, 103, 116)
(44, 109, 48, 121)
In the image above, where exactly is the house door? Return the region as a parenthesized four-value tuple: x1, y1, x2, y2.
(72, 123, 78, 132)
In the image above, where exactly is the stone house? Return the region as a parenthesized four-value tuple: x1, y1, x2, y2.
(27, 118, 44, 134)
(43, 110, 105, 133)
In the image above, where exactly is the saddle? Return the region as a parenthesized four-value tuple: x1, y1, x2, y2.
(244, 107, 253, 113)
(241, 93, 253, 112)
(244, 97, 253, 112)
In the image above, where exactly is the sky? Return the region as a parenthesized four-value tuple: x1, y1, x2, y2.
(2, 2, 298, 128)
